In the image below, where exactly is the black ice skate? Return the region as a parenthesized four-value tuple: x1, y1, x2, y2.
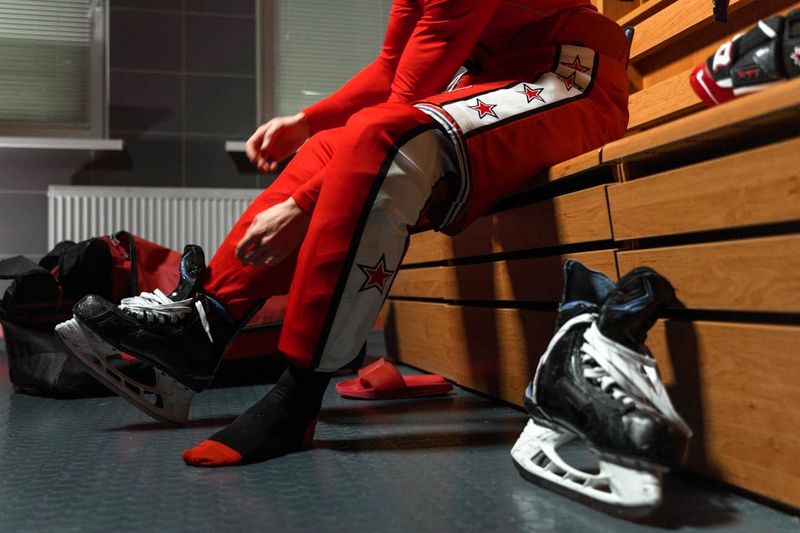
(690, 10, 800, 106)
(511, 260, 691, 516)
(55, 245, 243, 425)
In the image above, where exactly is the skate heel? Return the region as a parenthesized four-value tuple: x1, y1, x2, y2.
(55, 318, 194, 425)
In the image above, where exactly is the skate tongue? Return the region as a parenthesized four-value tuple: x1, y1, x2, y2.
(170, 245, 206, 301)
(558, 260, 615, 323)
(597, 267, 674, 350)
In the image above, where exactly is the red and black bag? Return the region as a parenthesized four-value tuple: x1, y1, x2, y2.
(0, 232, 285, 397)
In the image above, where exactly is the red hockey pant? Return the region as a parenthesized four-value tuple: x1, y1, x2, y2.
(204, 9, 629, 372)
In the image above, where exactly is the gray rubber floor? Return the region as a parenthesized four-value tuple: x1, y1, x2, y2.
(0, 333, 798, 532)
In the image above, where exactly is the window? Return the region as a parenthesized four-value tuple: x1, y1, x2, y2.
(258, 0, 393, 120)
(0, 0, 108, 137)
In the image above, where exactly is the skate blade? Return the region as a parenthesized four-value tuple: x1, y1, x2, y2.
(510, 419, 662, 518)
(55, 318, 193, 426)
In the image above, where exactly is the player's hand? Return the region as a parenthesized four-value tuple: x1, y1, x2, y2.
(246, 113, 310, 173)
(235, 197, 310, 266)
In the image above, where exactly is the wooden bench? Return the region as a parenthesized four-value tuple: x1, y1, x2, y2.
(383, 0, 800, 510)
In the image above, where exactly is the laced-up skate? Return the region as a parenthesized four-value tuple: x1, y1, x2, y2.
(511, 260, 691, 516)
(55, 245, 243, 425)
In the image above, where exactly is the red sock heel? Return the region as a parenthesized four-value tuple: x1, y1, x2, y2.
(182, 440, 243, 467)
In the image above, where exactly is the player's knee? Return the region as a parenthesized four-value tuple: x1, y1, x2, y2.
(345, 102, 426, 137)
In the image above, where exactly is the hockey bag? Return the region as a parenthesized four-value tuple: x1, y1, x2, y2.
(0, 234, 287, 397)
(0, 232, 182, 396)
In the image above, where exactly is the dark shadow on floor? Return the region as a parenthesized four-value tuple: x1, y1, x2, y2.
(314, 427, 522, 452)
(107, 416, 238, 432)
(318, 394, 508, 423)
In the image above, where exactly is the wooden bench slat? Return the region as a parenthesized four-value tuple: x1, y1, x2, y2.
(628, 0, 754, 62)
(544, 148, 602, 181)
(627, 67, 703, 131)
(385, 301, 552, 405)
(646, 319, 800, 509)
(617, 0, 676, 26)
(391, 250, 618, 301)
(617, 234, 800, 313)
(607, 136, 800, 239)
(403, 185, 613, 265)
(602, 77, 800, 164)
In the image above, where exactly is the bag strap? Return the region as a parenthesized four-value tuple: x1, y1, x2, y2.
(0, 237, 77, 280)
(113, 231, 139, 295)
(0, 256, 48, 279)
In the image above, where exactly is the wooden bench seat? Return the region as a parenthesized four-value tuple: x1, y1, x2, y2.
(608, 134, 800, 237)
(604, 77, 800, 168)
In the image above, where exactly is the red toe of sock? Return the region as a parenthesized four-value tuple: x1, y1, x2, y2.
(182, 440, 243, 467)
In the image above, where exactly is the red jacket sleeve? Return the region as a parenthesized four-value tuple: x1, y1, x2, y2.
(294, 0, 501, 213)
(388, 0, 501, 103)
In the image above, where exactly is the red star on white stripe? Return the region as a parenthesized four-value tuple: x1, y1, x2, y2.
(518, 84, 546, 103)
(557, 71, 584, 92)
(560, 55, 590, 73)
(468, 99, 498, 119)
(357, 254, 395, 294)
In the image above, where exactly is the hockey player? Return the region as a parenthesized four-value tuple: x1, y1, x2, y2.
(56, 0, 631, 467)
(511, 261, 691, 516)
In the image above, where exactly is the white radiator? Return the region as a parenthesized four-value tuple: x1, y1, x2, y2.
(47, 186, 261, 256)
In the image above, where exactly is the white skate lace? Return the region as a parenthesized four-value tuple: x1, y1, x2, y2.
(118, 288, 214, 343)
(581, 322, 692, 437)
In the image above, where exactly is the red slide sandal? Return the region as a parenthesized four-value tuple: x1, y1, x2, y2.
(336, 358, 453, 400)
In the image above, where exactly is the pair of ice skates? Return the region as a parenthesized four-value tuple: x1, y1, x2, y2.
(511, 260, 691, 517)
(55, 245, 241, 425)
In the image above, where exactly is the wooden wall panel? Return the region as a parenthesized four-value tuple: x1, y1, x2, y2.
(403, 186, 612, 265)
(391, 250, 618, 301)
(627, 68, 702, 131)
(647, 320, 800, 509)
(384, 300, 554, 405)
(608, 137, 800, 239)
(617, 235, 800, 313)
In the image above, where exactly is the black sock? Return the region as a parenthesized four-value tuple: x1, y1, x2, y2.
(183, 364, 331, 466)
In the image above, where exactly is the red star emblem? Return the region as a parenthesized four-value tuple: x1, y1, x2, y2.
(357, 254, 395, 294)
(557, 71, 583, 92)
(793, 46, 800, 68)
(560, 55, 590, 73)
(518, 84, 545, 104)
(468, 99, 498, 119)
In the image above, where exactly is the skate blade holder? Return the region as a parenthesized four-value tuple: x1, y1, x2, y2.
(511, 420, 664, 518)
(55, 319, 193, 425)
